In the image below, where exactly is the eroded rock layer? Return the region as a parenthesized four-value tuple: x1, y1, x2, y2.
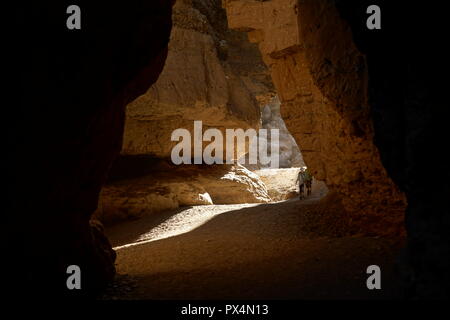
(96, 159, 270, 225)
(122, 0, 274, 160)
(96, 0, 278, 222)
(223, 0, 406, 235)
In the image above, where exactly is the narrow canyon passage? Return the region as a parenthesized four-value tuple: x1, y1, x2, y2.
(11, 0, 449, 300)
(89, 0, 407, 300)
(103, 180, 403, 300)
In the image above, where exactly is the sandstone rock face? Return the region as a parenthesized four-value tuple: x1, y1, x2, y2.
(205, 163, 270, 203)
(96, 0, 276, 224)
(223, 0, 406, 234)
(96, 160, 270, 224)
(10, 1, 174, 297)
(122, 0, 273, 160)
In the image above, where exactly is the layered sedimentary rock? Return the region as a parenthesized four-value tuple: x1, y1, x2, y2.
(10, 1, 174, 297)
(223, 0, 406, 234)
(96, 0, 276, 223)
(96, 160, 270, 225)
(122, 0, 273, 159)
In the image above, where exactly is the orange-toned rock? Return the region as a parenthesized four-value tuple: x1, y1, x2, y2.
(122, 0, 263, 159)
(95, 161, 271, 224)
(223, 0, 406, 234)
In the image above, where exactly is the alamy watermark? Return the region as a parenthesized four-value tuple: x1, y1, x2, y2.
(65, 4, 380, 30)
(366, 5, 381, 30)
(171, 121, 280, 168)
(366, 265, 381, 290)
(66, 5, 81, 30)
(66, 265, 81, 290)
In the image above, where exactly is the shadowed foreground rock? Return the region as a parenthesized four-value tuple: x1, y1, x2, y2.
(334, 0, 450, 299)
(9, 1, 174, 298)
(96, 159, 271, 225)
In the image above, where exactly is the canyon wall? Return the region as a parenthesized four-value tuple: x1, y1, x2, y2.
(224, 0, 450, 298)
(122, 0, 274, 159)
(11, 0, 448, 299)
(223, 0, 406, 235)
(9, 1, 174, 298)
(97, 0, 278, 224)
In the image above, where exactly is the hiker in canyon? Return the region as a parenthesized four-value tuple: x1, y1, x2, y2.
(297, 167, 313, 199)
(297, 169, 305, 199)
(304, 167, 313, 196)
(298, 181, 305, 199)
(297, 167, 305, 199)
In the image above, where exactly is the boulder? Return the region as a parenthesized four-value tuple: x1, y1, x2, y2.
(95, 160, 270, 224)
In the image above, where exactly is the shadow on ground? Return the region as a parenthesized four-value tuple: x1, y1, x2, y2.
(104, 193, 405, 300)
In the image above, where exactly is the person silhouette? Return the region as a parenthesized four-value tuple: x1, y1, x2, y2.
(296, 167, 306, 199)
(303, 168, 313, 196)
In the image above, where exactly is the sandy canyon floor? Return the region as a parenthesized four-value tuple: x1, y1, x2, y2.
(102, 169, 404, 299)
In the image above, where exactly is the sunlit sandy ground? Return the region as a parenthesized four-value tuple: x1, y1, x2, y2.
(103, 170, 403, 300)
